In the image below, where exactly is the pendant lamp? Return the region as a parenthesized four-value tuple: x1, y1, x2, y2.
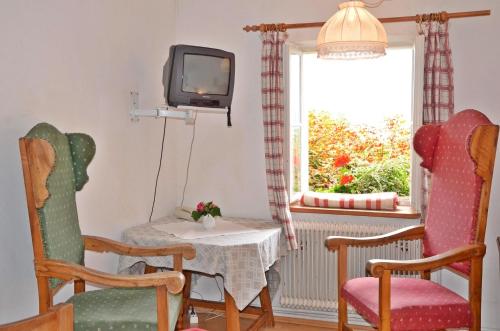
(317, 1, 388, 59)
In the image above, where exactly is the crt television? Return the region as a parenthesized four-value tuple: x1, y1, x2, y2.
(162, 44, 235, 126)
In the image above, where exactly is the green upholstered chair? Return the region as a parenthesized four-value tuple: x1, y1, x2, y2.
(19, 123, 195, 331)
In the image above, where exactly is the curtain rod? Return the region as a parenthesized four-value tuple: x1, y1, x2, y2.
(243, 9, 491, 32)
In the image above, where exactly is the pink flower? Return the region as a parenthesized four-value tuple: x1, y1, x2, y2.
(196, 202, 205, 212)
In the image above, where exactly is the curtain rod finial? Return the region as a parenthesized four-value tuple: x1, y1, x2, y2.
(243, 24, 259, 32)
(439, 11, 449, 23)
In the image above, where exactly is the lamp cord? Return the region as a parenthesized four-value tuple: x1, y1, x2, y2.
(180, 113, 198, 208)
(149, 117, 167, 222)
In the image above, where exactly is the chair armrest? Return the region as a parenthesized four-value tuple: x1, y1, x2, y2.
(325, 224, 425, 251)
(83, 235, 196, 260)
(35, 259, 185, 294)
(0, 303, 73, 331)
(367, 244, 486, 277)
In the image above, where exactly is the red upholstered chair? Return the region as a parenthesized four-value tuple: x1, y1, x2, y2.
(325, 109, 498, 331)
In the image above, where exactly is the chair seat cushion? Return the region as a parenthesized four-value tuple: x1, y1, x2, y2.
(342, 277, 471, 331)
(67, 287, 182, 331)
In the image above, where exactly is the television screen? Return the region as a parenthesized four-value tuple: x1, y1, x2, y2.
(182, 54, 231, 96)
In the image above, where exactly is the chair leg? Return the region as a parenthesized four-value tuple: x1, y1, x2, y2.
(177, 271, 192, 330)
(378, 270, 391, 331)
(420, 269, 431, 280)
(338, 246, 348, 329)
(259, 286, 274, 327)
(156, 286, 169, 331)
(36, 277, 52, 313)
(74, 279, 85, 294)
(471, 318, 481, 331)
(338, 296, 348, 328)
(470, 257, 483, 331)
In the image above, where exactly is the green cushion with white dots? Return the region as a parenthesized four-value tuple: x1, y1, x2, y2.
(67, 288, 182, 331)
(25, 123, 95, 288)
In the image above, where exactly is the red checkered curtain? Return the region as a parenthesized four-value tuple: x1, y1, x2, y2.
(420, 20, 454, 219)
(261, 30, 297, 250)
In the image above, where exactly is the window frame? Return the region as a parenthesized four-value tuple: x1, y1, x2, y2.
(284, 44, 309, 203)
(284, 35, 424, 212)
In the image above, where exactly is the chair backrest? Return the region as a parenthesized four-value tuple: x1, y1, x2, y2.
(20, 123, 95, 290)
(0, 303, 73, 331)
(414, 109, 498, 275)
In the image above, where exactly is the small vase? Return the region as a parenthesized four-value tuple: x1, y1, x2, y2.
(201, 214, 216, 230)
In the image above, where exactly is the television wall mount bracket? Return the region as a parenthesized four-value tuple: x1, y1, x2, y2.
(129, 91, 228, 125)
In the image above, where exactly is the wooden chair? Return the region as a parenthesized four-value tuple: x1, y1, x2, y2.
(0, 303, 73, 331)
(19, 123, 196, 331)
(325, 109, 498, 331)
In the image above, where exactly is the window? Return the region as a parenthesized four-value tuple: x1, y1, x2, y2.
(285, 37, 424, 210)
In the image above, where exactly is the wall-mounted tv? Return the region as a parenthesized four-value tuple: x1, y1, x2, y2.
(162, 44, 235, 126)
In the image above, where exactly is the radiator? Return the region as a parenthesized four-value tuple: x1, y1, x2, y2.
(280, 219, 422, 311)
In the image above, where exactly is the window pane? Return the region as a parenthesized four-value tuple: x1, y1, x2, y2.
(303, 48, 413, 197)
(289, 53, 304, 197)
(289, 54, 301, 125)
(302, 48, 413, 126)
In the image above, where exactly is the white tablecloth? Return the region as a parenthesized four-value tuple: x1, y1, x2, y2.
(117, 215, 282, 310)
(151, 218, 260, 239)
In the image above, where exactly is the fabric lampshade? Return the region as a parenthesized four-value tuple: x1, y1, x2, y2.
(317, 1, 388, 59)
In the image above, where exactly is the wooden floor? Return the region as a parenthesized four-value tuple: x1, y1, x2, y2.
(194, 313, 331, 331)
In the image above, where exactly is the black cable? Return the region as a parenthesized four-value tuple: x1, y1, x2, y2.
(227, 106, 232, 127)
(149, 117, 167, 222)
(180, 113, 198, 208)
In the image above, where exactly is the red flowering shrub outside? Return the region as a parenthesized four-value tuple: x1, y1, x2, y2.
(334, 154, 351, 168)
(308, 110, 411, 196)
(340, 174, 354, 185)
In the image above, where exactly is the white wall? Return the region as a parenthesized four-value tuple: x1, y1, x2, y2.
(0, 0, 178, 322)
(174, 0, 500, 329)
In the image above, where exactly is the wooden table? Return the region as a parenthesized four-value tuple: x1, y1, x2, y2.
(118, 216, 282, 331)
(172, 270, 274, 331)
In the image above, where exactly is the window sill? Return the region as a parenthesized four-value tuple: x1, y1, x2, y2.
(290, 202, 421, 219)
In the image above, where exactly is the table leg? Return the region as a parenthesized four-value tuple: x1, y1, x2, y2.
(144, 265, 157, 274)
(224, 289, 241, 331)
(259, 286, 274, 327)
